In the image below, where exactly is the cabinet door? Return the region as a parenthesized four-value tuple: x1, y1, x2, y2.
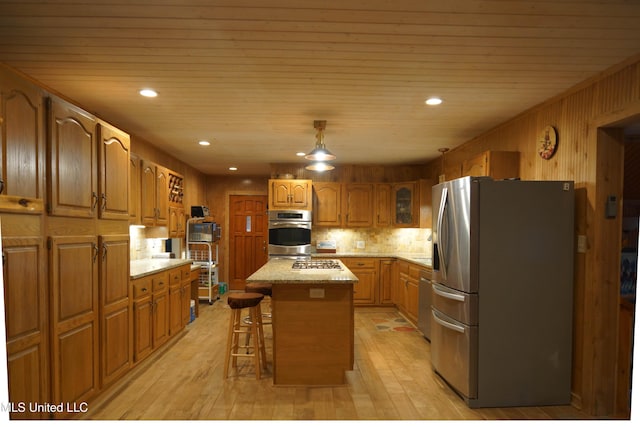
(374, 184, 392, 227)
(344, 183, 373, 227)
(313, 182, 342, 226)
(129, 153, 141, 223)
(2, 237, 49, 419)
(98, 235, 131, 387)
(133, 296, 153, 363)
(181, 281, 192, 327)
(0, 69, 45, 213)
(97, 123, 130, 220)
(169, 285, 183, 335)
(140, 161, 157, 225)
(153, 291, 169, 347)
(168, 206, 185, 237)
(269, 180, 292, 208)
(289, 180, 310, 208)
(155, 166, 169, 226)
(49, 235, 99, 409)
(48, 97, 97, 218)
(378, 259, 395, 305)
(405, 277, 419, 324)
(393, 182, 418, 227)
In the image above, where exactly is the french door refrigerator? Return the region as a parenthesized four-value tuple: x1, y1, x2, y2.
(431, 176, 575, 408)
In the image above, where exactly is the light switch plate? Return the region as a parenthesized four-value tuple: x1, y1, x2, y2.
(356, 240, 365, 249)
(309, 288, 325, 298)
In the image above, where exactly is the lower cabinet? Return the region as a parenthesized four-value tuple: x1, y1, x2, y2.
(340, 258, 377, 305)
(395, 260, 420, 324)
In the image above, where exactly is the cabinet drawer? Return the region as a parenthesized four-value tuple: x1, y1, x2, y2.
(152, 273, 169, 293)
(133, 278, 152, 299)
(342, 258, 376, 269)
(408, 264, 422, 279)
(180, 265, 191, 281)
(169, 268, 182, 286)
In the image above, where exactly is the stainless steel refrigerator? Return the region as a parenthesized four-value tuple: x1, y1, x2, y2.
(430, 176, 574, 408)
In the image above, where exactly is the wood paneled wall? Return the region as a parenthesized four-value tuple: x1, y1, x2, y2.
(425, 55, 640, 417)
(270, 163, 427, 182)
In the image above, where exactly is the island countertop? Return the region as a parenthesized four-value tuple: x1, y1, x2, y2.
(246, 258, 358, 284)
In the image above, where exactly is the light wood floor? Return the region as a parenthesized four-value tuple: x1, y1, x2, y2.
(81, 296, 593, 421)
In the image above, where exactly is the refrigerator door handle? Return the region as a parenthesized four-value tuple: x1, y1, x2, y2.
(436, 186, 448, 278)
(432, 283, 465, 302)
(432, 309, 465, 334)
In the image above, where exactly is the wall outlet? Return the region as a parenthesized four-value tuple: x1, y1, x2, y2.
(356, 240, 365, 249)
(577, 235, 587, 253)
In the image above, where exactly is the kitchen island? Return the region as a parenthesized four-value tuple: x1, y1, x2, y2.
(247, 258, 358, 385)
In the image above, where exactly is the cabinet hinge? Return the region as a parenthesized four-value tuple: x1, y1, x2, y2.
(46, 237, 52, 250)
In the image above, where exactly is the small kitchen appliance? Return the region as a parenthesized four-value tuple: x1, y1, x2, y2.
(187, 221, 220, 243)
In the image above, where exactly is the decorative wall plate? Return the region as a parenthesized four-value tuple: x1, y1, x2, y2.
(538, 125, 558, 160)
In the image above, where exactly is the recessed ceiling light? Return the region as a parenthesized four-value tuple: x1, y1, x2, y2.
(425, 97, 442, 106)
(139, 88, 158, 98)
(229, 166, 238, 171)
(198, 140, 210, 146)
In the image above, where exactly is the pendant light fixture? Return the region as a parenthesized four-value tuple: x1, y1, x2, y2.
(305, 120, 335, 171)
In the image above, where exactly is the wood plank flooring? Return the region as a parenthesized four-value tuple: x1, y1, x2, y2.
(80, 296, 593, 421)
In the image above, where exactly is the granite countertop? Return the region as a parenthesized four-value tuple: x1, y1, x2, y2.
(312, 252, 432, 268)
(247, 258, 359, 284)
(130, 258, 196, 279)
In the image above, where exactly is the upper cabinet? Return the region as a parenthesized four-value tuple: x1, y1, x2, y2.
(47, 97, 130, 220)
(312, 182, 342, 226)
(97, 122, 130, 220)
(343, 183, 374, 227)
(461, 150, 520, 179)
(141, 160, 169, 226)
(269, 179, 312, 210)
(47, 97, 98, 218)
(393, 182, 417, 227)
(0, 67, 45, 213)
(129, 153, 141, 224)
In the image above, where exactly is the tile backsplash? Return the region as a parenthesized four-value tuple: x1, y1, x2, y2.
(312, 227, 432, 256)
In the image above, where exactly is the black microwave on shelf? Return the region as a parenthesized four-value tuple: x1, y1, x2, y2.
(188, 222, 220, 242)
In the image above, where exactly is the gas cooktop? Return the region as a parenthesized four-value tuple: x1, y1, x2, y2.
(291, 259, 343, 270)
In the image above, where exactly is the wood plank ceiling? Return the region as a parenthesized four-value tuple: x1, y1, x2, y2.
(1, 0, 640, 175)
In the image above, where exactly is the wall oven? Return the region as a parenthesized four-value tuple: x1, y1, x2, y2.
(268, 210, 312, 258)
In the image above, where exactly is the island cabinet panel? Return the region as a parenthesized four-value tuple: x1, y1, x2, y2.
(97, 122, 130, 221)
(271, 283, 354, 385)
(47, 97, 97, 218)
(312, 182, 342, 226)
(49, 235, 100, 416)
(0, 67, 45, 214)
(98, 234, 131, 388)
(2, 236, 49, 419)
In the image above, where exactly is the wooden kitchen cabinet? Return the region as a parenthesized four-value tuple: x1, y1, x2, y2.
(169, 206, 186, 238)
(340, 257, 377, 305)
(181, 266, 193, 326)
(0, 66, 45, 214)
(461, 150, 520, 179)
(313, 182, 342, 226)
(141, 160, 169, 226)
(343, 183, 374, 227)
(97, 122, 130, 221)
(395, 260, 420, 324)
(393, 182, 419, 227)
(152, 272, 170, 348)
(47, 97, 98, 218)
(374, 184, 393, 227)
(169, 267, 184, 335)
(269, 179, 312, 210)
(132, 276, 153, 363)
(49, 235, 100, 412)
(98, 234, 131, 388)
(129, 153, 141, 224)
(378, 258, 395, 305)
(2, 236, 49, 419)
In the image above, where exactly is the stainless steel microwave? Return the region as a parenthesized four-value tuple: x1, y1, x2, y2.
(188, 222, 220, 242)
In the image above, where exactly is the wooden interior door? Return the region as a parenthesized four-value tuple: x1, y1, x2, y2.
(229, 195, 268, 290)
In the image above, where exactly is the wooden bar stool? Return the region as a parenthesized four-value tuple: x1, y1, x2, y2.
(245, 282, 273, 324)
(223, 292, 267, 379)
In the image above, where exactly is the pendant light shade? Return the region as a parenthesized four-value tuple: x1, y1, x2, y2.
(305, 161, 335, 171)
(305, 120, 336, 162)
